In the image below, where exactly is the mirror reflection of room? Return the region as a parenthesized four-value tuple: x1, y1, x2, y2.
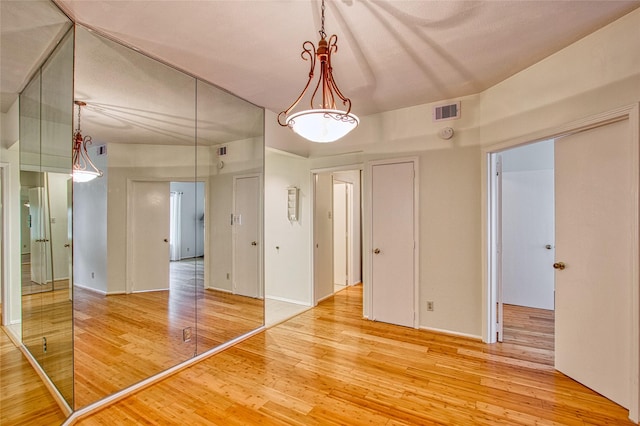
(72, 26, 265, 408)
(2, 1, 264, 421)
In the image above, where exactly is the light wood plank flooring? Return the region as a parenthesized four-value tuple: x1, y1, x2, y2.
(75, 285, 632, 425)
(0, 327, 66, 425)
(74, 259, 263, 408)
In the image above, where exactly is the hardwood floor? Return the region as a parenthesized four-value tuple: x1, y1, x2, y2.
(0, 327, 66, 425)
(75, 285, 633, 425)
(74, 259, 263, 408)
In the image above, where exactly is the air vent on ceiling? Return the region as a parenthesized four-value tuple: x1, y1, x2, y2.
(433, 101, 460, 122)
(217, 146, 227, 156)
(96, 144, 107, 156)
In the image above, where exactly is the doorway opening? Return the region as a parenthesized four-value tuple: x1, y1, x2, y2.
(495, 141, 555, 358)
(486, 108, 639, 418)
(312, 167, 363, 305)
(169, 181, 205, 294)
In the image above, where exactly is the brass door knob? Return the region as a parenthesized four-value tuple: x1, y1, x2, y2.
(64, 243, 70, 247)
(373, 248, 380, 254)
(163, 238, 168, 243)
(553, 262, 566, 270)
(251, 241, 257, 246)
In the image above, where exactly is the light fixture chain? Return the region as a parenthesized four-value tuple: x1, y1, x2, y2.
(77, 103, 81, 133)
(320, 0, 326, 39)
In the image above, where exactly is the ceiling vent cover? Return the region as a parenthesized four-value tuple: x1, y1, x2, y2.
(433, 101, 460, 122)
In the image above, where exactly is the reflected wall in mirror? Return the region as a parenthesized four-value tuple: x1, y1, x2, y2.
(196, 80, 265, 353)
(19, 25, 74, 407)
(72, 26, 265, 408)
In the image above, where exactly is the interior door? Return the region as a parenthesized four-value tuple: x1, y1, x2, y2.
(233, 175, 260, 298)
(555, 119, 632, 409)
(371, 161, 415, 328)
(29, 187, 49, 285)
(333, 181, 348, 286)
(131, 181, 170, 292)
(314, 173, 333, 302)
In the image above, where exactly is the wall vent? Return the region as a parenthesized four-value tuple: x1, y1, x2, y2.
(96, 144, 107, 156)
(433, 101, 460, 122)
(217, 146, 227, 156)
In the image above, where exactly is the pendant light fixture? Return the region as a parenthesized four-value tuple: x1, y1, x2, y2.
(278, 0, 359, 143)
(72, 101, 103, 183)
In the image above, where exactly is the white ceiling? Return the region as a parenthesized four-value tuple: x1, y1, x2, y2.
(2, 1, 640, 148)
(53, 0, 640, 118)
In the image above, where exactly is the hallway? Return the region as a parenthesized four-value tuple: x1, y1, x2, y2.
(76, 285, 632, 425)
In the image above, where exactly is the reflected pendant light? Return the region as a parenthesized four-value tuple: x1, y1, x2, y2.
(72, 101, 103, 183)
(278, 0, 359, 143)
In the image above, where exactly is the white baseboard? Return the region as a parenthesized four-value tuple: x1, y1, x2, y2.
(265, 295, 310, 306)
(74, 283, 107, 295)
(419, 326, 482, 341)
(206, 286, 232, 294)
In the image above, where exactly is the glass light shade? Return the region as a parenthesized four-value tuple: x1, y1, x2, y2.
(286, 109, 359, 143)
(72, 170, 101, 183)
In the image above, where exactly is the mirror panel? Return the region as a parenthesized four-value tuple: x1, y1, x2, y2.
(19, 25, 74, 408)
(196, 80, 264, 353)
(73, 26, 197, 408)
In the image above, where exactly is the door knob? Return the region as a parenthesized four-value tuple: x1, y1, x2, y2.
(251, 241, 257, 246)
(545, 244, 552, 250)
(373, 248, 380, 254)
(553, 262, 566, 270)
(64, 243, 70, 247)
(163, 238, 168, 243)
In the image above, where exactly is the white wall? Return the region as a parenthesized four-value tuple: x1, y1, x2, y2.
(209, 173, 233, 292)
(264, 9, 640, 339)
(479, 8, 640, 146)
(1, 96, 22, 331)
(264, 149, 311, 305)
(0, 143, 22, 331)
(47, 172, 71, 281)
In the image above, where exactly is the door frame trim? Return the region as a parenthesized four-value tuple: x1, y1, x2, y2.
(365, 157, 420, 328)
(310, 164, 364, 307)
(482, 103, 640, 422)
(126, 178, 208, 294)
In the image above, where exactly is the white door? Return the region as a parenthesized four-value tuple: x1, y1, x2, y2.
(29, 187, 48, 285)
(555, 119, 632, 409)
(314, 173, 333, 303)
(371, 161, 415, 328)
(233, 175, 260, 298)
(131, 181, 170, 292)
(333, 181, 348, 286)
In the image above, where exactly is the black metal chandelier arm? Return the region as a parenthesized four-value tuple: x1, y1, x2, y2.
(277, 41, 318, 127)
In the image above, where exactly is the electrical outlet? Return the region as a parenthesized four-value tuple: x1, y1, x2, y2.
(42, 337, 47, 353)
(427, 301, 434, 311)
(183, 327, 192, 342)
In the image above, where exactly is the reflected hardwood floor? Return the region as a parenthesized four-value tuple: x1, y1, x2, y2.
(0, 327, 66, 425)
(74, 259, 263, 408)
(21, 287, 74, 403)
(77, 285, 632, 425)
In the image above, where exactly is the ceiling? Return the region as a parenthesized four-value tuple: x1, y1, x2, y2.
(2, 1, 640, 144)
